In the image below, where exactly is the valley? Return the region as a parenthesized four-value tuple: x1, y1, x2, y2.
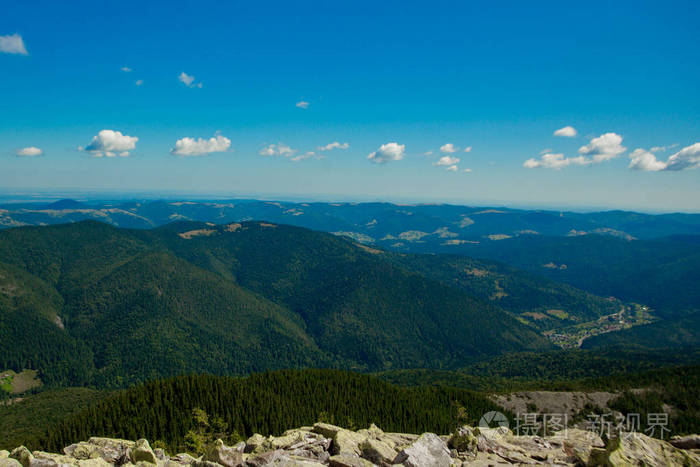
(544, 304, 656, 348)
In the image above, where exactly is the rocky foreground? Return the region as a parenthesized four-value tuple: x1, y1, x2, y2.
(2, 423, 700, 467)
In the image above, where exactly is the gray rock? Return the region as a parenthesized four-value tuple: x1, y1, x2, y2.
(311, 423, 345, 440)
(600, 433, 700, 466)
(63, 443, 101, 461)
(129, 440, 156, 465)
(358, 438, 396, 464)
(0, 460, 23, 467)
(670, 434, 700, 450)
(203, 439, 243, 467)
(393, 433, 451, 467)
(245, 434, 268, 454)
(327, 454, 375, 467)
(10, 447, 33, 467)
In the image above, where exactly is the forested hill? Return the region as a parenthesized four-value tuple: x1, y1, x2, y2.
(0, 219, 624, 389)
(36, 369, 504, 453)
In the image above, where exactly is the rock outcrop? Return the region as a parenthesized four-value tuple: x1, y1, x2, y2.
(7, 422, 700, 467)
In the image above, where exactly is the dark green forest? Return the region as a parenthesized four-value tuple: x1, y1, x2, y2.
(35, 370, 505, 453)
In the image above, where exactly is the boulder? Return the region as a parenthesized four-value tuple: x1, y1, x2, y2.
(311, 423, 344, 440)
(358, 438, 396, 464)
(128, 440, 156, 465)
(10, 447, 33, 467)
(0, 460, 23, 467)
(246, 450, 326, 466)
(670, 434, 700, 450)
(393, 433, 451, 467)
(0, 452, 9, 460)
(30, 451, 77, 467)
(598, 433, 700, 466)
(245, 434, 268, 454)
(166, 453, 198, 466)
(269, 432, 305, 451)
(550, 428, 603, 465)
(448, 427, 477, 454)
(75, 460, 111, 467)
(327, 454, 375, 467)
(202, 439, 243, 467)
(332, 430, 366, 457)
(62, 443, 101, 461)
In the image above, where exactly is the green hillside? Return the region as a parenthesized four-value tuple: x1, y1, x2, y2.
(37, 370, 505, 453)
(1, 220, 588, 388)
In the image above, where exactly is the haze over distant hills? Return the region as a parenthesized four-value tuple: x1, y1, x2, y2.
(2, 198, 700, 238)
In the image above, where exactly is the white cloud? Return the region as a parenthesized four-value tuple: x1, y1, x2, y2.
(463, 146, 472, 153)
(463, 168, 472, 173)
(259, 143, 296, 157)
(16, 147, 42, 157)
(553, 126, 577, 137)
(179, 72, 202, 88)
(649, 144, 678, 153)
(629, 143, 700, 172)
(423, 150, 434, 156)
(121, 67, 132, 72)
(81, 130, 138, 157)
(523, 153, 590, 170)
(171, 134, 231, 156)
(367, 142, 405, 164)
(0, 34, 28, 55)
(440, 143, 458, 153)
(290, 151, 322, 162)
(628, 149, 667, 172)
(296, 101, 309, 109)
(318, 142, 349, 151)
(435, 155, 460, 166)
(446, 165, 458, 172)
(578, 132, 626, 162)
(135, 79, 143, 86)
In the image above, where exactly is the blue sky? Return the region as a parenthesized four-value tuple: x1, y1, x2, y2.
(1, 0, 699, 212)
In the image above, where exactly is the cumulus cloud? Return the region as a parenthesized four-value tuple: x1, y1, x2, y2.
(296, 101, 309, 109)
(179, 72, 202, 88)
(629, 143, 700, 172)
(578, 132, 626, 162)
(554, 126, 577, 137)
(135, 79, 143, 86)
(463, 168, 472, 173)
(435, 155, 460, 166)
(0, 34, 28, 55)
(523, 153, 590, 170)
(367, 142, 405, 164)
(16, 147, 42, 157)
(463, 146, 472, 153)
(446, 165, 458, 172)
(121, 66, 132, 72)
(423, 150, 434, 156)
(81, 130, 138, 157)
(171, 134, 231, 156)
(259, 143, 296, 157)
(440, 143, 458, 153)
(318, 142, 349, 151)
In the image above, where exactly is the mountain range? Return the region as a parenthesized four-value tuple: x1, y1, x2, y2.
(0, 219, 636, 389)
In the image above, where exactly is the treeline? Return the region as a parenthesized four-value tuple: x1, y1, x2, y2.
(37, 370, 505, 453)
(377, 348, 700, 392)
(606, 365, 700, 436)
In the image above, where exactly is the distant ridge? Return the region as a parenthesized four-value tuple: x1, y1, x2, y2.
(44, 199, 86, 210)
